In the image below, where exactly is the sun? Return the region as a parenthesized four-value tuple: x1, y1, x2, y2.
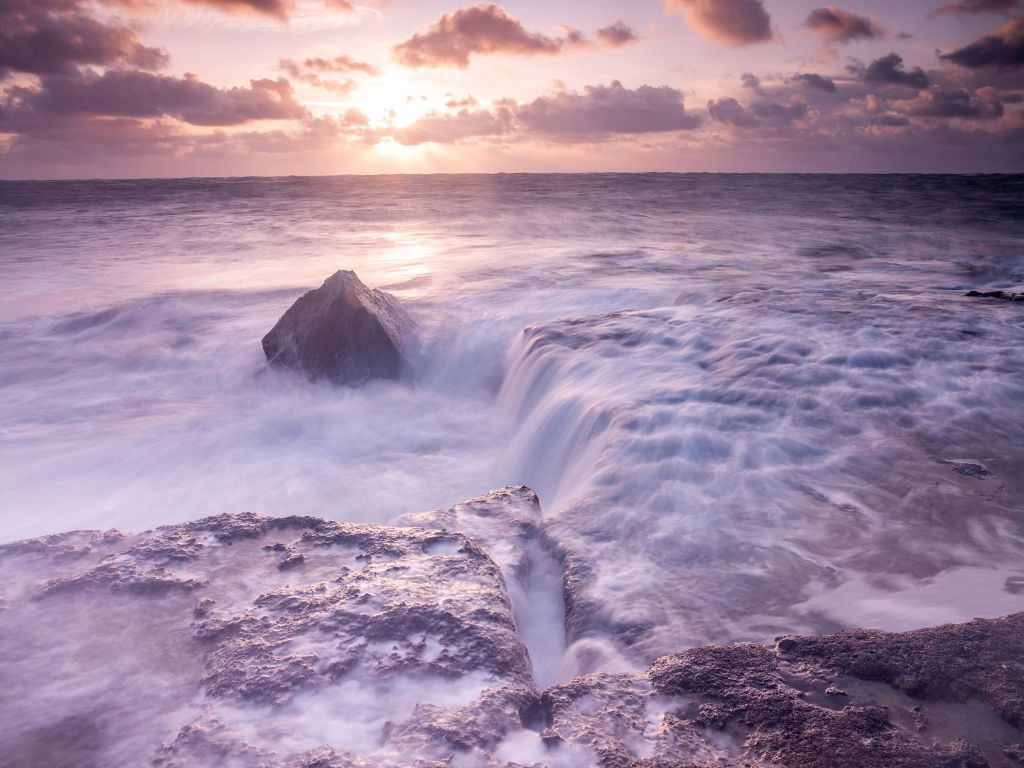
(304, 70, 444, 128)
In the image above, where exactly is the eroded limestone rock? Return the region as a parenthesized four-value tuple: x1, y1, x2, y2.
(1, 492, 1021, 768)
(0, 500, 535, 768)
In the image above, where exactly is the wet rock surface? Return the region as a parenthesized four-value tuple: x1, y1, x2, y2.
(966, 290, 1024, 303)
(262, 270, 416, 385)
(0, 495, 536, 767)
(775, 613, 1024, 729)
(1, 489, 1021, 767)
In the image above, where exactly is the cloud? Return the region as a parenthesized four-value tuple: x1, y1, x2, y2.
(804, 7, 887, 44)
(278, 56, 378, 94)
(741, 73, 762, 91)
(281, 56, 379, 77)
(790, 72, 838, 93)
(900, 87, 1005, 118)
(392, 4, 582, 68)
(0, 0, 169, 79)
(175, 0, 357, 20)
(595, 21, 639, 47)
(664, 0, 772, 46)
(941, 17, 1024, 68)
(393, 107, 513, 144)
(516, 80, 702, 136)
(389, 81, 703, 144)
(932, 0, 1021, 16)
(1, 70, 308, 128)
(708, 96, 809, 127)
(445, 95, 478, 108)
(177, 0, 294, 18)
(863, 53, 931, 89)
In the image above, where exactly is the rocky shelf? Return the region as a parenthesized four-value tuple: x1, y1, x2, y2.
(1, 485, 1021, 768)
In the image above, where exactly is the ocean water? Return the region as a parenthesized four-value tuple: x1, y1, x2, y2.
(2, 174, 1023, 682)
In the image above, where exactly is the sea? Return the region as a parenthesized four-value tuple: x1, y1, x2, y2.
(2, 173, 1023, 684)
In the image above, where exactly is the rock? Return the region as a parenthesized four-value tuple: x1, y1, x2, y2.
(646, 642, 993, 768)
(949, 461, 991, 478)
(0, 498, 536, 768)
(3, 494, 1022, 768)
(775, 613, 1024, 729)
(966, 290, 1024, 303)
(262, 270, 416, 385)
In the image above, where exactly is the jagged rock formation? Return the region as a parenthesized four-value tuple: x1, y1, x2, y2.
(0, 489, 1021, 767)
(262, 270, 416, 385)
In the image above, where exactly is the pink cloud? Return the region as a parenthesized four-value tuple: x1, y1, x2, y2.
(665, 0, 773, 46)
(805, 7, 887, 44)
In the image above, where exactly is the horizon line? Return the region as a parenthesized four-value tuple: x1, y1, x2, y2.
(2, 170, 1022, 184)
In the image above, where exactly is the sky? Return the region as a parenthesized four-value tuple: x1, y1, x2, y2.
(1, 0, 1022, 177)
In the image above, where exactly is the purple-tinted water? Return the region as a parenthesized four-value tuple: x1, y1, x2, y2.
(1, 174, 1023, 681)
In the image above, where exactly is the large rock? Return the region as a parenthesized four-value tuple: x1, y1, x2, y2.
(262, 270, 416, 385)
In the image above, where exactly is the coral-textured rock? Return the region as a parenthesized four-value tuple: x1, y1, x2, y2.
(0, 496, 537, 768)
(1, 492, 1022, 768)
(262, 270, 416, 385)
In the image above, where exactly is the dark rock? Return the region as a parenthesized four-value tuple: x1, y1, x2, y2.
(775, 613, 1024, 728)
(950, 461, 991, 478)
(648, 642, 993, 768)
(262, 270, 416, 385)
(966, 290, 1024, 302)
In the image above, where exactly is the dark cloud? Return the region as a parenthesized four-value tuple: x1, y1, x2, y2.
(902, 87, 1005, 118)
(790, 72, 838, 93)
(516, 80, 702, 136)
(805, 7, 887, 44)
(0, 0, 168, 79)
(941, 17, 1024, 69)
(664, 0, 773, 46)
(708, 96, 808, 127)
(741, 73, 762, 90)
(863, 53, 931, 89)
(393, 106, 512, 144)
(932, 0, 1020, 16)
(392, 4, 581, 68)
(1, 70, 308, 128)
(595, 21, 639, 47)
